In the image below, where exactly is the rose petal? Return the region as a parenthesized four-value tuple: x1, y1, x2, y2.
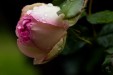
(30, 19, 67, 52)
(17, 39, 48, 62)
(27, 3, 68, 28)
(21, 3, 45, 16)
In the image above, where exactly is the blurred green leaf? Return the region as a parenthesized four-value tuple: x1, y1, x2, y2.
(97, 34, 113, 48)
(87, 10, 113, 24)
(103, 55, 111, 65)
(106, 47, 113, 54)
(102, 55, 113, 75)
(103, 47, 113, 70)
(99, 23, 113, 36)
(97, 23, 113, 47)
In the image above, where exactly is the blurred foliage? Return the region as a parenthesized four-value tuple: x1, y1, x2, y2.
(53, 0, 113, 75)
(97, 23, 113, 47)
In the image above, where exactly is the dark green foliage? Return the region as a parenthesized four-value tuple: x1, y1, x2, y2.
(53, 1, 113, 75)
(97, 23, 113, 47)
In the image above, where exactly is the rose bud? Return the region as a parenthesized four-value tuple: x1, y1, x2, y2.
(16, 3, 69, 64)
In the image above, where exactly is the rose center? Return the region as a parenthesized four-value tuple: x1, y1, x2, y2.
(18, 19, 31, 42)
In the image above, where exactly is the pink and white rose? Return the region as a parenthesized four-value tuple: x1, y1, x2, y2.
(16, 3, 69, 64)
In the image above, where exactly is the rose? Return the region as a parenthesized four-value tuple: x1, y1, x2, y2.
(16, 3, 69, 64)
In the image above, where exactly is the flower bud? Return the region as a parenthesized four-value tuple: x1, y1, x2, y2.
(16, 3, 69, 64)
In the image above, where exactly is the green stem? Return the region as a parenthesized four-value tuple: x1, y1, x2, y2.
(88, 0, 97, 37)
(88, 0, 93, 15)
(71, 29, 92, 45)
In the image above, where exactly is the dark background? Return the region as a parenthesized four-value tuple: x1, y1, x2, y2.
(0, 0, 113, 75)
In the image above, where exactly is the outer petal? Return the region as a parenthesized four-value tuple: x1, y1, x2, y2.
(17, 39, 48, 64)
(33, 34, 67, 64)
(30, 17, 67, 52)
(21, 3, 45, 16)
(26, 3, 69, 28)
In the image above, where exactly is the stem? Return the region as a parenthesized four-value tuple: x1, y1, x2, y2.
(71, 29, 92, 45)
(88, 0, 93, 15)
(88, 0, 96, 37)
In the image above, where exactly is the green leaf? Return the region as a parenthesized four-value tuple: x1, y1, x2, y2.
(60, 0, 87, 19)
(53, 0, 88, 26)
(97, 23, 113, 47)
(87, 10, 113, 24)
